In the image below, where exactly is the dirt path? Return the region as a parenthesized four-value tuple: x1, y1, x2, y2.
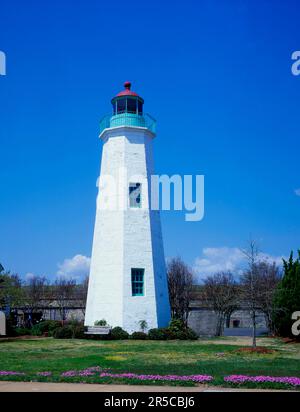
(0, 381, 291, 392)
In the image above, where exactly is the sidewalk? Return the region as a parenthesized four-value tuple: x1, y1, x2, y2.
(0, 381, 291, 392)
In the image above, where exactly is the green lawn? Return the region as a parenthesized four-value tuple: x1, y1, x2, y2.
(0, 336, 299, 389)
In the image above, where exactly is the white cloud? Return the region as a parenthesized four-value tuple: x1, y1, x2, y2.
(57, 254, 91, 281)
(193, 247, 284, 283)
(193, 247, 245, 282)
(25, 272, 36, 281)
(256, 252, 284, 267)
(294, 188, 300, 196)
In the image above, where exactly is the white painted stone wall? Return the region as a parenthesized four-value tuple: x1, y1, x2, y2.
(85, 126, 171, 333)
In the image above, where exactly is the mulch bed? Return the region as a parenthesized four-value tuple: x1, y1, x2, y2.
(0, 335, 46, 341)
(234, 347, 276, 354)
(281, 337, 300, 344)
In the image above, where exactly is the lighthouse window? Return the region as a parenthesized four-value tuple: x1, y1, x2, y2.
(129, 183, 141, 208)
(131, 268, 144, 296)
(138, 100, 143, 114)
(117, 98, 126, 113)
(127, 98, 137, 113)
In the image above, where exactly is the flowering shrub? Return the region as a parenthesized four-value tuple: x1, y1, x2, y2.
(99, 372, 213, 383)
(37, 372, 52, 377)
(224, 375, 300, 387)
(61, 366, 104, 378)
(61, 370, 78, 377)
(2, 367, 300, 389)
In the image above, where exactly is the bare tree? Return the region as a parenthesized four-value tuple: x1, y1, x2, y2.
(240, 239, 260, 348)
(167, 257, 194, 324)
(78, 275, 89, 316)
(23, 276, 49, 325)
(252, 261, 281, 335)
(53, 277, 76, 323)
(202, 271, 239, 336)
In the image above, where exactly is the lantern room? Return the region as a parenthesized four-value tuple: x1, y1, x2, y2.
(99, 81, 156, 137)
(111, 81, 144, 115)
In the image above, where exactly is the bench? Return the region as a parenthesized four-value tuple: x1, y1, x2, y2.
(85, 326, 111, 335)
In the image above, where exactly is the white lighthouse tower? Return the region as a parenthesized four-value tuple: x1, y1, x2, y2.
(84, 81, 171, 333)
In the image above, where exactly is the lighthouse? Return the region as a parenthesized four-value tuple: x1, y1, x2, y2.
(84, 82, 171, 333)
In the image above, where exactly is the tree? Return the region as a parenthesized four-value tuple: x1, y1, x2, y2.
(240, 241, 282, 343)
(78, 275, 89, 316)
(0, 269, 23, 330)
(167, 257, 194, 324)
(139, 320, 148, 332)
(240, 239, 260, 348)
(53, 277, 76, 323)
(273, 251, 300, 339)
(253, 261, 281, 335)
(0, 271, 23, 311)
(202, 271, 239, 336)
(23, 276, 49, 326)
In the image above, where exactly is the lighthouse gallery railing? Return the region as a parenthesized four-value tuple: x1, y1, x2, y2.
(99, 113, 156, 136)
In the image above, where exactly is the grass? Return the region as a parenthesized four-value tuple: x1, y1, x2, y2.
(0, 336, 299, 390)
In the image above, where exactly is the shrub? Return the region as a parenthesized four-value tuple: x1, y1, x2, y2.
(53, 326, 73, 339)
(73, 325, 85, 339)
(181, 327, 198, 340)
(85, 333, 110, 341)
(51, 319, 85, 339)
(148, 327, 180, 340)
(66, 319, 85, 338)
(94, 319, 107, 326)
(30, 324, 43, 336)
(172, 330, 186, 340)
(131, 331, 148, 340)
(162, 328, 177, 340)
(5, 316, 18, 337)
(31, 320, 61, 336)
(148, 326, 198, 340)
(110, 326, 129, 340)
(47, 322, 62, 336)
(148, 328, 168, 340)
(15, 327, 31, 336)
(273, 251, 300, 339)
(168, 318, 185, 332)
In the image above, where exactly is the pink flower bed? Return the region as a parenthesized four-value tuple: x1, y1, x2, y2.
(37, 372, 52, 377)
(2, 367, 299, 389)
(224, 375, 300, 387)
(99, 372, 213, 383)
(61, 366, 103, 378)
(61, 370, 77, 377)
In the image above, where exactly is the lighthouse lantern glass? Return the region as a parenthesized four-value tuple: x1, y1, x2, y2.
(126, 97, 137, 113)
(112, 97, 143, 116)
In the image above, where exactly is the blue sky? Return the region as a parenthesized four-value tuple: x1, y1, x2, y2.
(0, 0, 299, 282)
